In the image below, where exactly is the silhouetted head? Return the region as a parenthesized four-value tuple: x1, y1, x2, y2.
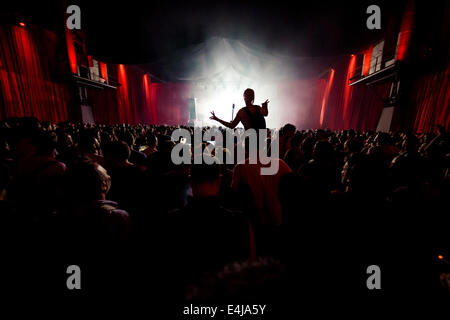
(243, 88, 255, 105)
(0, 136, 10, 158)
(300, 136, 316, 159)
(344, 138, 363, 154)
(402, 134, 418, 152)
(120, 131, 135, 148)
(281, 124, 296, 136)
(290, 131, 303, 148)
(79, 130, 100, 154)
(34, 131, 58, 156)
(64, 160, 111, 202)
(375, 132, 392, 146)
(146, 132, 158, 148)
(346, 154, 388, 198)
(190, 160, 221, 197)
(103, 141, 131, 165)
(0, 163, 10, 200)
(312, 140, 333, 163)
(57, 132, 74, 150)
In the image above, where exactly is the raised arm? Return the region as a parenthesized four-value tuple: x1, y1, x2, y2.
(261, 99, 269, 116)
(423, 125, 445, 152)
(210, 110, 241, 129)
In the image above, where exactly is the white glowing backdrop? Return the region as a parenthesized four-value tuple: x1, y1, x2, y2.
(146, 37, 326, 129)
(190, 66, 281, 128)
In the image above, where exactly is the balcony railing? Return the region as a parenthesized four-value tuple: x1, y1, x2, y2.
(74, 65, 118, 89)
(349, 49, 399, 86)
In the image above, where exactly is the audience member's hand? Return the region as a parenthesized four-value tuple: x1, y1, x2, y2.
(210, 111, 218, 121)
(262, 99, 269, 107)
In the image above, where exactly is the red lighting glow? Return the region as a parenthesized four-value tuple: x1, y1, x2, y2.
(99, 62, 108, 81)
(65, 29, 77, 74)
(319, 68, 335, 127)
(87, 55, 93, 67)
(117, 64, 131, 121)
(143, 74, 150, 106)
(362, 45, 372, 76)
(396, 1, 414, 61)
(343, 54, 356, 120)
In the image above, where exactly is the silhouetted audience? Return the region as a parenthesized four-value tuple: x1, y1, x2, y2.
(0, 117, 448, 302)
(166, 160, 250, 285)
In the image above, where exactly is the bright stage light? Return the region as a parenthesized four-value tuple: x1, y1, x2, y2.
(182, 38, 307, 129)
(191, 69, 280, 128)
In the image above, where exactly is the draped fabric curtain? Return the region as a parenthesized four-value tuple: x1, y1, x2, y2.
(319, 54, 448, 133)
(320, 56, 391, 131)
(87, 86, 120, 124)
(411, 65, 450, 133)
(89, 64, 191, 125)
(345, 82, 391, 131)
(145, 82, 191, 125)
(0, 25, 71, 122)
(0, 24, 190, 126)
(1, 24, 446, 131)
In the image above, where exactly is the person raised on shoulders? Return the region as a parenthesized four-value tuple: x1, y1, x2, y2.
(210, 88, 269, 130)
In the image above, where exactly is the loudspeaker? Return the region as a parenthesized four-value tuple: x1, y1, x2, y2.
(188, 98, 197, 121)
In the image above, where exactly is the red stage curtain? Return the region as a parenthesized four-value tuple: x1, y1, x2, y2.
(411, 65, 450, 133)
(65, 28, 77, 74)
(89, 64, 191, 125)
(320, 56, 390, 131)
(319, 54, 448, 133)
(146, 82, 191, 125)
(0, 25, 71, 122)
(396, 0, 415, 62)
(87, 86, 120, 125)
(2, 22, 445, 132)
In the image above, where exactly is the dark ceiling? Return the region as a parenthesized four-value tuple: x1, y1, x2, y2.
(81, 0, 405, 63)
(1, 0, 408, 64)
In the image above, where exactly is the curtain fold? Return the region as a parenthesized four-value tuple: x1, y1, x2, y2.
(320, 56, 391, 131)
(89, 65, 191, 125)
(0, 25, 71, 122)
(411, 66, 450, 133)
(0, 24, 447, 132)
